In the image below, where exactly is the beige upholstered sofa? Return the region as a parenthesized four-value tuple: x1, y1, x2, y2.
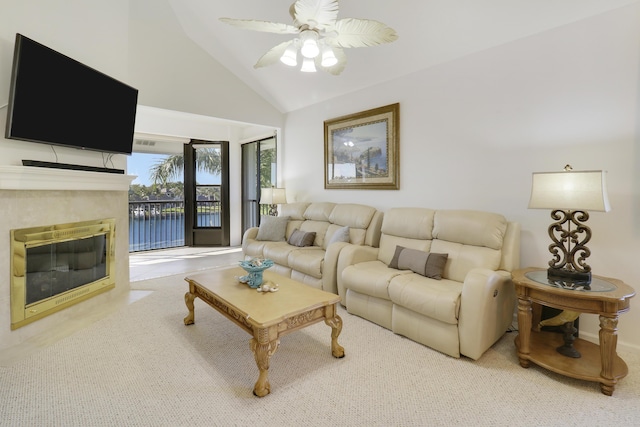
(338, 208, 520, 360)
(242, 202, 383, 294)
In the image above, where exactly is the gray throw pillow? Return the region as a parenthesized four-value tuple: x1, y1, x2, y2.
(255, 216, 289, 241)
(388, 245, 448, 280)
(328, 226, 350, 245)
(288, 229, 316, 247)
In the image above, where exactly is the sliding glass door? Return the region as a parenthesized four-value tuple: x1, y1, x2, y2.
(241, 136, 276, 234)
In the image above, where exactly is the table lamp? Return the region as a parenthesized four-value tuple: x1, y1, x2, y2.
(528, 165, 610, 287)
(260, 187, 287, 216)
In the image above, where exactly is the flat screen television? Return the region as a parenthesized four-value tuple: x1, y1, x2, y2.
(5, 33, 138, 155)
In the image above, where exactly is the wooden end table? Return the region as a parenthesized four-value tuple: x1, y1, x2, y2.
(183, 267, 345, 397)
(513, 267, 635, 396)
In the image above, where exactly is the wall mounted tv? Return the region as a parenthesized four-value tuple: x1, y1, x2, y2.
(5, 33, 138, 155)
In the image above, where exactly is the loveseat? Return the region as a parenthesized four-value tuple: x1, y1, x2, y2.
(242, 202, 383, 294)
(338, 208, 520, 360)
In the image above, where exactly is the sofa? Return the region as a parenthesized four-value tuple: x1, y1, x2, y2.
(338, 207, 520, 360)
(242, 202, 383, 294)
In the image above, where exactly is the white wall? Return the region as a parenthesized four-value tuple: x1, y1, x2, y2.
(0, 0, 284, 246)
(282, 4, 640, 352)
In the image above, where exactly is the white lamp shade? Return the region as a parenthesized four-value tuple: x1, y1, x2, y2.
(260, 188, 273, 204)
(280, 44, 297, 66)
(260, 188, 287, 205)
(321, 47, 338, 67)
(528, 170, 610, 212)
(300, 57, 316, 72)
(300, 31, 320, 58)
(272, 188, 287, 204)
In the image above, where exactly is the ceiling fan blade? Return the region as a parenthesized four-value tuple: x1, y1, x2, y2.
(254, 41, 292, 69)
(329, 18, 398, 48)
(220, 18, 299, 34)
(292, 0, 339, 30)
(318, 46, 346, 76)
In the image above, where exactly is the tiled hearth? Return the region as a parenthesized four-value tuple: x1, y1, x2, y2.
(0, 166, 134, 359)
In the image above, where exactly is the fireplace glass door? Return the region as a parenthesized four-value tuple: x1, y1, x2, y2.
(26, 234, 107, 305)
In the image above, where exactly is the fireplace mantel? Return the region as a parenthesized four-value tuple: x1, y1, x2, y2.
(0, 166, 136, 191)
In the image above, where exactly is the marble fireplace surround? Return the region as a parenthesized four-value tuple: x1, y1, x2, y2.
(0, 166, 135, 359)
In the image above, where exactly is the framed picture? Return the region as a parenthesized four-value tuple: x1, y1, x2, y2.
(324, 103, 399, 190)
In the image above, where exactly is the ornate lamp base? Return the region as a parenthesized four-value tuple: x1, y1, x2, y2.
(548, 267, 591, 284)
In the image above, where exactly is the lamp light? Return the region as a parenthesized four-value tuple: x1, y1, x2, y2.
(300, 30, 320, 58)
(300, 57, 316, 73)
(280, 43, 298, 66)
(260, 187, 287, 216)
(321, 46, 338, 67)
(528, 165, 610, 286)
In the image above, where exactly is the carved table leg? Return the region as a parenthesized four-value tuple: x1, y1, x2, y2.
(324, 314, 345, 358)
(184, 291, 196, 325)
(516, 297, 532, 368)
(598, 315, 619, 396)
(250, 328, 279, 397)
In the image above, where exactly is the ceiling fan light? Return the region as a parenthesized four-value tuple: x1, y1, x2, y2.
(300, 57, 316, 72)
(300, 31, 320, 58)
(321, 47, 338, 67)
(280, 44, 298, 66)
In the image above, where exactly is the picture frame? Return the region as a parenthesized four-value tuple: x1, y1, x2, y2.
(324, 103, 399, 190)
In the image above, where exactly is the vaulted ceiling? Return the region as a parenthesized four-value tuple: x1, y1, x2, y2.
(167, 0, 637, 114)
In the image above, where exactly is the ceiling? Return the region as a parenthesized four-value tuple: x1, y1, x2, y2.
(167, 0, 636, 114)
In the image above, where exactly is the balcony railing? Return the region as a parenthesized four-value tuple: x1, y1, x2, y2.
(129, 200, 221, 252)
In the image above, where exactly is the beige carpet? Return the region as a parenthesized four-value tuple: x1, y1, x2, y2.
(1, 269, 639, 426)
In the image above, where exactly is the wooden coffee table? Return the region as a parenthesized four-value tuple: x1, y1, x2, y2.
(183, 267, 345, 397)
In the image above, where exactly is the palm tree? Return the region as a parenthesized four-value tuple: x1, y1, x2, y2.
(149, 148, 222, 186)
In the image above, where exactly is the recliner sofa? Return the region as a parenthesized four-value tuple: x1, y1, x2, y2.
(242, 202, 383, 294)
(338, 207, 520, 360)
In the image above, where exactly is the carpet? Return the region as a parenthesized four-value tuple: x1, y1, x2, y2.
(1, 269, 639, 426)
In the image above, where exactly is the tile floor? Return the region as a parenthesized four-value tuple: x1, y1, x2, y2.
(129, 246, 245, 282)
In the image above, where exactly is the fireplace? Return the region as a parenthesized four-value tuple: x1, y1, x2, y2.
(10, 218, 116, 330)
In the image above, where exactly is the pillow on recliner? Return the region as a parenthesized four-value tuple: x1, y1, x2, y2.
(328, 226, 350, 245)
(388, 245, 448, 280)
(288, 229, 316, 247)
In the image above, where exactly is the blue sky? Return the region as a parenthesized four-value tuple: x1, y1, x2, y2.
(127, 153, 167, 186)
(127, 153, 221, 186)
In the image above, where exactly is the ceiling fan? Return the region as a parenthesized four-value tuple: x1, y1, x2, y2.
(220, 0, 398, 74)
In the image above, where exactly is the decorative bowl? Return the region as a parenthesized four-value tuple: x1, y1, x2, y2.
(238, 259, 274, 288)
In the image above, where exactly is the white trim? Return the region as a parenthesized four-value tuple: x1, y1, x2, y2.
(0, 166, 135, 191)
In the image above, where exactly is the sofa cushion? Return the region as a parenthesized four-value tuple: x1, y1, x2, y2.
(388, 273, 462, 325)
(288, 247, 325, 279)
(304, 202, 336, 221)
(342, 260, 412, 300)
(432, 210, 507, 250)
(430, 240, 502, 283)
(329, 203, 376, 229)
(378, 208, 435, 264)
(279, 202, 310, 220)
(262, 242, 297, 265)
(389, 246, 448, 280)
(255, 216, 289, 241)
(288, 229, 316, 247)
(381, 208, 435, 240)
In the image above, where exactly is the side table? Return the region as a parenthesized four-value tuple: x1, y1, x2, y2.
(513, 267, 635, 396)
